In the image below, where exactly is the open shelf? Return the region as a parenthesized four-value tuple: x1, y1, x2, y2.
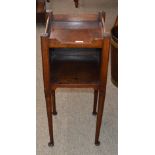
(50, 48, 101, 86)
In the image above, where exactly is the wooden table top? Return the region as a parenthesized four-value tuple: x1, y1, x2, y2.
(45, 12, 106, 48)
(50, 21, 102, 44)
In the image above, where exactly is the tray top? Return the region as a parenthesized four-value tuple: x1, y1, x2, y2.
(50, 23, 102, 43)
(45, 12, 105, 46)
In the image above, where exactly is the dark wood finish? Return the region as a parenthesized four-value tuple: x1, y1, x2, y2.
(41, 34, 54, 146)
(95, 37, 110, 145)
(40, 11, 110, 146)
(111, 16, 118, 87)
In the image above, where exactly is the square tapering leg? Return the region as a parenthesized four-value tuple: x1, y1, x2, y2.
(45, 92, 54, 146)
(95, 90, 106, 145)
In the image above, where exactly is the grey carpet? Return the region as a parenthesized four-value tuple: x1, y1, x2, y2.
(37, 0, 118, 154)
